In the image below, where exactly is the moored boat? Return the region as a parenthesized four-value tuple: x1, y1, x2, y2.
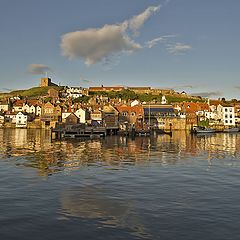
(192, 126, 216, 134)
(223, 127, 239, 133)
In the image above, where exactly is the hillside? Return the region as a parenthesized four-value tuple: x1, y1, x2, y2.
(0, 86, 63, 100)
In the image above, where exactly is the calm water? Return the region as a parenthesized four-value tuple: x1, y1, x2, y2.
(1, 129, 240, 240)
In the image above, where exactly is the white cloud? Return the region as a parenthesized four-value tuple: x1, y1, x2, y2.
(61, 24, 141, 65)
(27, 64, 52, 74)
(128, 5, 161, 34)
(166, 43, 192, 54)
(60, 5, 160, 65)
(145, 35, 176, 48)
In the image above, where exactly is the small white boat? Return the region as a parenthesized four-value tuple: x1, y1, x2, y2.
(223, 127, 239, 133)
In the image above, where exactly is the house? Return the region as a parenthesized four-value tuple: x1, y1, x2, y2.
(116, 105, 144, 126)
(180, 102, 199, 126)
(222, 104, 235, 126)
(62, 110, 72, 122)
(102, 105, 119, 128)
(36, 105, 42, 116)
(64, 86, 87, 99)
(234, 104, 240, 126)
(22, 103, 36, 114)
(12, 100, 25, 112)
(208, 100, 235, 126)
(41, 102, 62, 127)
(48, 88, 59, 99)
(195, 103, 210, 121)
(75, 108, 89, 123)
(5, 112, 17, 123)
(90, 108, 102, 126)
(16, 112, 28, 128)
(0, 100, 9, 112)
(65, 113, 79, 125)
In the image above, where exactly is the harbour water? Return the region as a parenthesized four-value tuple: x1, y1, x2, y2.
(1, 129, 240, 240)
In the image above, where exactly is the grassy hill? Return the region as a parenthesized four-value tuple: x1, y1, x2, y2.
(0, 86, 63, 100)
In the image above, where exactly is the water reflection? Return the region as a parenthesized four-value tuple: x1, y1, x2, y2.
(60, 186, 150, 239)
(1, 129, 240, 175)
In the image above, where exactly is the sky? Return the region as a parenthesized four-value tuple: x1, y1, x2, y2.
(0, 0, 240, 99)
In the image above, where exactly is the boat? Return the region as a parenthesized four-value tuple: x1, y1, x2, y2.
(223, 127, 239, 133)
(192, 126, 216, 134)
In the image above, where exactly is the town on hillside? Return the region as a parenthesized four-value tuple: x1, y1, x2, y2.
(0, 77, 239, 133)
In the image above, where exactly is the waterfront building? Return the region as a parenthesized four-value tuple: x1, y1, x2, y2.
(90, 108, 103, 126)
(74, 108, 89, 124)
(222, 105, 235, 126)
(116, 104, 144, 127)
(16, 112, 28, 128)
(41, 102, 62, 128)
(5, 112, 17, 123)
(102, 105, 119, 128)
(65, 113, 79, 125)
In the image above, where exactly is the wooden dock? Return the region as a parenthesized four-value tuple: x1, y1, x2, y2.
(51, 124, 107, 140)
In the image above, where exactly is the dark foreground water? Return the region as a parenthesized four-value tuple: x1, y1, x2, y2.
(1, 129, 240, 240)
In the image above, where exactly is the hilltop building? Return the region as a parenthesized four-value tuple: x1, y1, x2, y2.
(39, 78, 58, 87)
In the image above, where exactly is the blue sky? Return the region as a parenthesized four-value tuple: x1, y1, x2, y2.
(0, 0, 240, 99)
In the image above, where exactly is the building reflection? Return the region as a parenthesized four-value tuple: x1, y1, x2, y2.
(1, 129, 240, 175)
(59, 185, 150, 239)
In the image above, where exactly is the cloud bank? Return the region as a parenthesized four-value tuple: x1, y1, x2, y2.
(28, 64, 52, 75)
(60, 5, 160, 65)
(191, 91, 223, 98)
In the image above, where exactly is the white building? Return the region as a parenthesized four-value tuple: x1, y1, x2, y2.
(16, 112, 28, 128)
(222, 106, 235, 126)
(161, 95, 167, 104)
(130, 100, 140, 107)
(64, 87, 85, 99)
(36, 105, 42, 116)
(75, 108, 87, 123)
(22, 104, 36, 114)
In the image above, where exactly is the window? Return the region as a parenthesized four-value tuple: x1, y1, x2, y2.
(230, 114, 232, 118)
(230, 120, 232, 123)
(229, 108, 232, 112)
(225, 120, 228, 123)
(225, 114, 228, 118)
(225, 108, 228, 112)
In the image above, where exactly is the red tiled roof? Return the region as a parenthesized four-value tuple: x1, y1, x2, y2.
(116, 105, 144, 116)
